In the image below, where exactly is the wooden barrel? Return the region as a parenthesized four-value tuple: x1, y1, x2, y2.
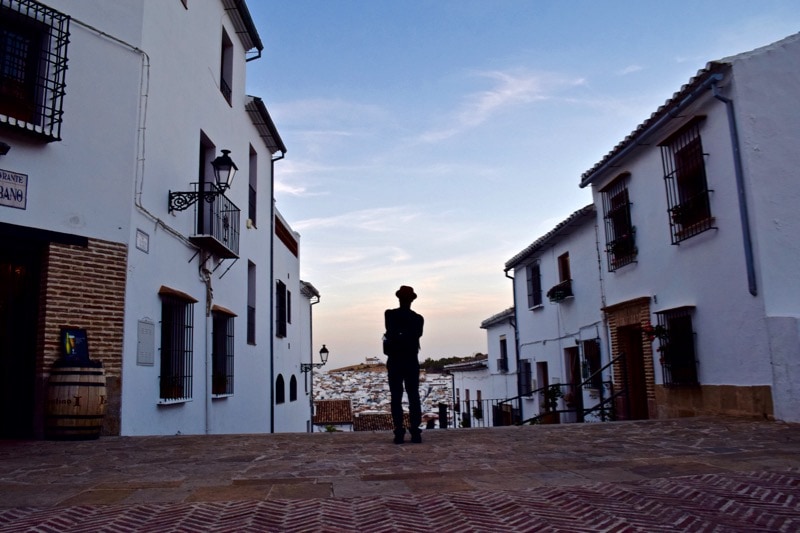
(45, 365, 106, 440)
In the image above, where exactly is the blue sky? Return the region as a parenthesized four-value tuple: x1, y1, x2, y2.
(246, 1, 800, 368)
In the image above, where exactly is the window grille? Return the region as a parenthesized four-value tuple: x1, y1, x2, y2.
(660, 118, 714, 244)
(655, 307, 699, 387)
(212, 312, 234, 396)
(519, 360, 532, 396)
(0, 0, 70, 141)
(601, 173, 636, 270)
(160, 295, 194, 401)
(527, 263, 542, 308)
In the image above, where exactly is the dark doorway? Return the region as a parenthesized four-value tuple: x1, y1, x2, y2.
(565, 346, 584, 421)
(617, 325, 649, 420)
(0, 240, 42, 438)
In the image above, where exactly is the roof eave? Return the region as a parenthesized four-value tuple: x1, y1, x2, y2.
(579, 64, 729, 189)
(245, 96, 287, 155)
(222, 0, 264, 55)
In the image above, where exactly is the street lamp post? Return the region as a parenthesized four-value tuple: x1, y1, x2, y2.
(302, 345, 329, 432)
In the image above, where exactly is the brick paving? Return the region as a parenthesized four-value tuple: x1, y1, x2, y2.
(1, 417, 799, 531)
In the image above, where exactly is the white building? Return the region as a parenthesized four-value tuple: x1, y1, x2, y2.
(446, 308, 519, 427)
(504, 205, 612, 424)
(579, 33, 800, 422)
(0, 0, 317, 437)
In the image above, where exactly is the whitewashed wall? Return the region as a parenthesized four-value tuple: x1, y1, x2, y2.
(1, 1, 143, 244)
(36, 1, 286, 435)
(273, 210, 310, 433)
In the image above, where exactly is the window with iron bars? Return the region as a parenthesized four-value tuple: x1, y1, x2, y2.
(160, 295, 194, 402)
(0, 0, 69, 142)
(660, 117, 714, 244)
(212, 311, 234, 396)
(601, 173, 636, 271)
(655, 307, 699, 387)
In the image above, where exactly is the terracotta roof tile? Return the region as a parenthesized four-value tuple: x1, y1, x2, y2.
(353, 413, 410, 432)
(313, 400, 353, 425)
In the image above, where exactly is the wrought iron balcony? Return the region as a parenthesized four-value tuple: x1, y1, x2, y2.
(169, 182, 240, 258)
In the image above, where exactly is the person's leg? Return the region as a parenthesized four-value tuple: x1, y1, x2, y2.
(405, 363, 422, 442)
(387, 361, 406, 443)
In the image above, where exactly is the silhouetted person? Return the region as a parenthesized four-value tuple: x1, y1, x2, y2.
(384, 285, 424, 444)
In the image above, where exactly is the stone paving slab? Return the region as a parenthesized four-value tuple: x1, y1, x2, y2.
(0, 417, 798, 531)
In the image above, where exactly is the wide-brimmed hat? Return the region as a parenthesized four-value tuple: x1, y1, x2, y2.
(395, 285, 417, 301)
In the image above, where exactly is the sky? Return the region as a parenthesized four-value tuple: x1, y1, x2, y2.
(245, 1, 800, 369)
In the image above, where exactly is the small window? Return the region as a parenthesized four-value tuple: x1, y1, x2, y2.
(289, 375, 298, 402)
(275, 374, 285, 404)
(656, 307, 698, 386)
(159, 288, 196, 401)
(661, 118, 714, 243)
(527, 262, 542, 308)
(582, 339, 602, 389)
(519, 360, 532, 396)
(212, 309, 234, 396)
(247, 261, 256, 344)
(0, 1, 70, 141)
(220, 28, 233, 105)
(558, 252, 571, 282)
(248, 145, 257, 227)
(498, 336, 509, 372)
(547, 253, 573, 303)
(602, 173, 636, 271)
(275, 280, 287, 338)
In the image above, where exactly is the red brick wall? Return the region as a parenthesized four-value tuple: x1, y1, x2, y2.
(36, 238, 127, 436)
(605, 297, 655, 418)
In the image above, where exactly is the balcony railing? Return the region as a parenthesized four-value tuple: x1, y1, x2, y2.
(182, 182, 240, 258)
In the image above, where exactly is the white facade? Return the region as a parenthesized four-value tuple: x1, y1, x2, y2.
(580, 33, 800, 421)
(273, 210, 317, 433)
(505, 205, 611, 423)
(0, 1, 317, 438)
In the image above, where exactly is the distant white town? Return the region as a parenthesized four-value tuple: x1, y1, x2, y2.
(313, 357, 453, 417)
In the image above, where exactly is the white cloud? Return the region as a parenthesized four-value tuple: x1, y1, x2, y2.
(417, 69, 586, 143)
(293, 206, 421, 232)
(618, 64, 643, 75)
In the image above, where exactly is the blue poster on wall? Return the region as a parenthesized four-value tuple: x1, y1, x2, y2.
(61, 327, 89, 363)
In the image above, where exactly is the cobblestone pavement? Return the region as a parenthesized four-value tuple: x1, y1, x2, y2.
(1, 417, 799, 532)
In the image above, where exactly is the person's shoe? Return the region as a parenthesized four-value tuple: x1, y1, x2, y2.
(410, 431, 422, 444)
(393, 429, 405, 444)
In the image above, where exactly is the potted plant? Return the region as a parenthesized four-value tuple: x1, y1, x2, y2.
(540, 384, 564, 424)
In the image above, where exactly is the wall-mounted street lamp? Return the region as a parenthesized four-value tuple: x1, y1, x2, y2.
(168, 149, 239, 212)
(301, 344, 329, 373)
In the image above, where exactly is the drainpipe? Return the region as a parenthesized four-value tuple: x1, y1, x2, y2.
(504, 268, 523, 418)
(269, 152, 286, 434)
(712, 80, 758, 296)
(202, 266, 213, 434)
(308, 294, 320, 432)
